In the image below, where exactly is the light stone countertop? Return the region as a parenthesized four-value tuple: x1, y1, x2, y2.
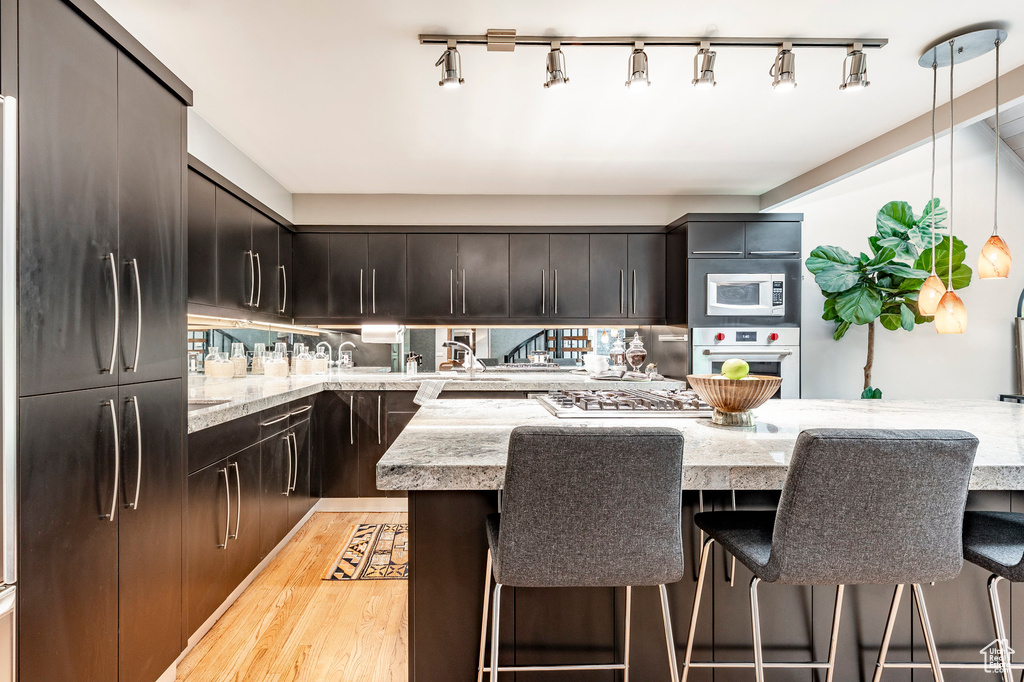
(186, 372, 686, 433)
(376, 398, 1024, 491)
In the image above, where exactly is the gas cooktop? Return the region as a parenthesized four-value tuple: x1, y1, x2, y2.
(536, 389, 712, 419)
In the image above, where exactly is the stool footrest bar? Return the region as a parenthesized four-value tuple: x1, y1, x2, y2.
(688, 661, 835, 669)
(482, 663, 627, 672)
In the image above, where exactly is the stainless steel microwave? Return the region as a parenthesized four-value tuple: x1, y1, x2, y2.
(706, 273, 785, 317)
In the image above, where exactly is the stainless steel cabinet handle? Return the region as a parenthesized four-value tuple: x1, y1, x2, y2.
(218, 467, 230, 549)
(748, 251, 800, 255)
(105, 253, 120, 374)
(104, 400, 120, 521)
(377, 395, 382, 444)
(632, 270, 637, 315)
(128, 396, 142, 510)
(289, 432, 299, 492)
(449, 270, 454, 314)
(259, 413, 289, 427)
(350, 394, 354, 445)
(282, 434, 292, 496)
(253, 253, 262, 308)
(359, 269, 364, 314)
(229, 462, 241, 540)
(245, 251, 255, 307)
(541, 270, 546, 315)
(127, 258, 142, 371)
(462, 269, 467, 315)
(372, 269, 376, 314)
(619, 270, 625, 315)
(553, 270, 559, 315)
(692, 250, 743, 255)
(278, 265, 287, 314)
(288, 405, 312, 417)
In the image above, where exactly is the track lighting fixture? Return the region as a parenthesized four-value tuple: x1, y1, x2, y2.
(625, 42, 650, 89)
(771, 43, 797, 91)
(436, 40, 464, 88)
(692, 41, 716, 89)
(544, 42, 569, 88)
(840, 43, 869, 91)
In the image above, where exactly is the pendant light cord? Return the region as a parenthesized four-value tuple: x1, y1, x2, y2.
(994, 38, 1000, 236)
(948, 40, 955, 291)
(930, 61, 937, 276)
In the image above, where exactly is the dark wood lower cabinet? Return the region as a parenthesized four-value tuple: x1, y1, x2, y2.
(260, 431, 292, 559)
(289, 418, 314, 525)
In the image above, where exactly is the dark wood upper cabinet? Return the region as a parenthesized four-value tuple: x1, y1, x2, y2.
(627, 233, 666, 319)
(367, 233, 407, 319)
(509, 234, 549, 318)
(687, 221, 745, 258)
(250, 212, 279, 317)
(116, 53, 183, 384)
(407, 234, 458, 320)
(589, 234, 628, 318)
(744, 221, 802, 258)
(549, 234, 590, 318)
(18, 0, 119, 396)
(292, 233, 330, 319)
(278, 228, 293, 317)
(328, 234, 368, 318)
(187, 170, 218, 307)
(215, 189, 254, 310)
(458, 234, 509, 318)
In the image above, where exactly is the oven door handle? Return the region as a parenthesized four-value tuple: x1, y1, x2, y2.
(701, 348, 794, 358)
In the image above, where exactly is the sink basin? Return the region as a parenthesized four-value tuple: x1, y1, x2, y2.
(188, 398, 231, 411)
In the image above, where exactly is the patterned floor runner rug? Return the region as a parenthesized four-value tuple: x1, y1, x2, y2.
(324, 523, 409, 581)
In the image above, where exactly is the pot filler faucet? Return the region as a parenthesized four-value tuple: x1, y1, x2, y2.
(442, 340, 485, 379)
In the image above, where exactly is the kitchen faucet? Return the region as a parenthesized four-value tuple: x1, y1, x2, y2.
(442, 340, 484, 379)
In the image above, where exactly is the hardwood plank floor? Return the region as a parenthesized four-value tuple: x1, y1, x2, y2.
(177, 512, 408, 682)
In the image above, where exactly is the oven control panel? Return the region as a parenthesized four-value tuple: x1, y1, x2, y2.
(735, 331, 757, 342)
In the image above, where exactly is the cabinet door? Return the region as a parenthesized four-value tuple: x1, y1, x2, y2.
(367, 234, 407, 319)
(509, 234, 549, 318)
(628, 234, 666, 319)
(458, 234, 509, 318)
(228, 444, 262, 589)
(117, 53, 184, 384)
(118, 380, 183, 682)
(687, 221, 745, 258)
(407, 234, 458, 320)
(215, 190, 253, 310)
(328, 234, 368, 318)
(187, 170, 218, 306)
(19, 0, 119, 397)
(549, 234, 590, 318)
(288, 418, 313, 526)
(186, 460, 230, 636)
(251, 212, 279, 317)
(292, 233, 329, 319)
(19, 387, 119, 682)
(356, 393, 387, 498)
(319, 392, 359, 498)
(744, 221, 802, 258)
(278, 229, 292, 318)
(259, 432, 291, 559)
(589, 234, 628, 318)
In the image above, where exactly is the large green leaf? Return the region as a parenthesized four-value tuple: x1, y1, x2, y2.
(814, 263, 861, 293)
(835, 284, 883, 324)
(880, 309, 901, 331)
(899, 303, 915, 331)
(918, 197, 948, 230)
(833, 320, 851, 340)
(876, 201, 916, 237)
(865, 246, 897, 271)
(916, 235, 966, 272)
(881, 262, 931, 280)
(806, 245, 858, 274)
(944, 263, 973, 290)
(822, 297, 838, 321)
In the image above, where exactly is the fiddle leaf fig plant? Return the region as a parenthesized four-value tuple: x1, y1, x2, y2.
(805, 199, 971, 397)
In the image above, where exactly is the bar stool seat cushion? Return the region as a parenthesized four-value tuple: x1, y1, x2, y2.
(694, 510, 777, 580)
(963, 511, 1024, 582)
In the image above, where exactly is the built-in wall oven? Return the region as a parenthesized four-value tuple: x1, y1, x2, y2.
(691, 327, 800, 399)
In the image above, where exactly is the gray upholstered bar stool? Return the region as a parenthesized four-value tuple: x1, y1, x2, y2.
(681, 428, 979, 682)
(477, 426, 685, 681)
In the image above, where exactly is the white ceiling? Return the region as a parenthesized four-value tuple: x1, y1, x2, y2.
(96, 0, 1024, 196)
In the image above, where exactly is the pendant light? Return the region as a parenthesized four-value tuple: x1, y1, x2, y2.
(979, 37, 1012, 279)
(935, 40, 967, 334)
(918, 60, 945, 316)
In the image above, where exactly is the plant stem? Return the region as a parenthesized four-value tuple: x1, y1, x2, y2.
(864, 319, 875, 390)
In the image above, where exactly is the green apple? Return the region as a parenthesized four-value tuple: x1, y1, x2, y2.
(721, 358, 749, 380)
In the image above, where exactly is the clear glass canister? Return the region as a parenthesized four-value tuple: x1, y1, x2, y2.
(625, 332, 647, 372)
(204, 346, 233, 378)
(313, 342, 331, 375)
(251, 343, 266, 375)
(294, 343, 313, 376)
(609, 338, 627, 369)
(265, 350, 290, 377)
(230, 342, 248, 378)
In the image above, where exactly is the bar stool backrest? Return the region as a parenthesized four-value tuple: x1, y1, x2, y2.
(497, 426, 684, 588)
(766, 428, 978, 585)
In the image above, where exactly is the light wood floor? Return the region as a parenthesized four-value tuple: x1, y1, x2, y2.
(177, 512, 408, 682)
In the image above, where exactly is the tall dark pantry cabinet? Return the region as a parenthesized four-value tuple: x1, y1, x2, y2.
(11, 0, 191, 680)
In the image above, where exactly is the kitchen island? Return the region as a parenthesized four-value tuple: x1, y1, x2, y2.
(379, 398, 1024, 682)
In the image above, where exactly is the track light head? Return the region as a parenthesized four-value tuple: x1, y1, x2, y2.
(625, 42, 650, 89)
(436, 41, 464, 88)
(771, 44, 797, 91)
(840, 44, 870, 91)
(692, 42, 716, 89)
(544, 43, 569, 88)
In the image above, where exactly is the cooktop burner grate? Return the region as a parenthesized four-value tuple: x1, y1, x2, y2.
(536, 389, 711, 418)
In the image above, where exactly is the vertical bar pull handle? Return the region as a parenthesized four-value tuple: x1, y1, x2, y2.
(359, 269, 364, 314)
(278, 265, 287, 314)
(127, 258, 142, 371)
(282, 434, 292, 496)
(554, 269, 559, 315)
(619, 269, 625, 315)
(541, 270, 546, 315)
(377, 395, 382, 445)
(218, 467, 230, 549)
(289, 432, 299, 492)
(128, 396, 142, 510)
(450, 270, 454, 314)
(632, 270, 637, 315)
(462, 269, 467, 315)
(253, 253, 262, 309)
(245, 251, 255, 307)
(350, 394, 355, 445)
(372, 269, 377, 314)
(104, 400, 120, 522)
(230, 462, 241, 540)
(106, 253, 120, 373)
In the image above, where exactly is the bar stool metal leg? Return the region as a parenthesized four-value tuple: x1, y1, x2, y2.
(624, 586, 632, 682)
(911, 583, 944, 682)
(490, 584, 503, 682)
(681, 537, 714, 682)
(658, 584, 679, 681)
(477, 551, 493, 682)
(826, 585, 845, 682)
(872, 583, 904, 682)
(988, 575, 1014, 682)
(750, 577, 765, 682)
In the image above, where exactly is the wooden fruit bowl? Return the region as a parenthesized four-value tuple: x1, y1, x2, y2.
(686, 374, 783, 426)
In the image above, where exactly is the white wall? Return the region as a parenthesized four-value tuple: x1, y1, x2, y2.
(293, 193, 759, 226)
(187, 110, 294, 222)
(779, 122, 1024, 400)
